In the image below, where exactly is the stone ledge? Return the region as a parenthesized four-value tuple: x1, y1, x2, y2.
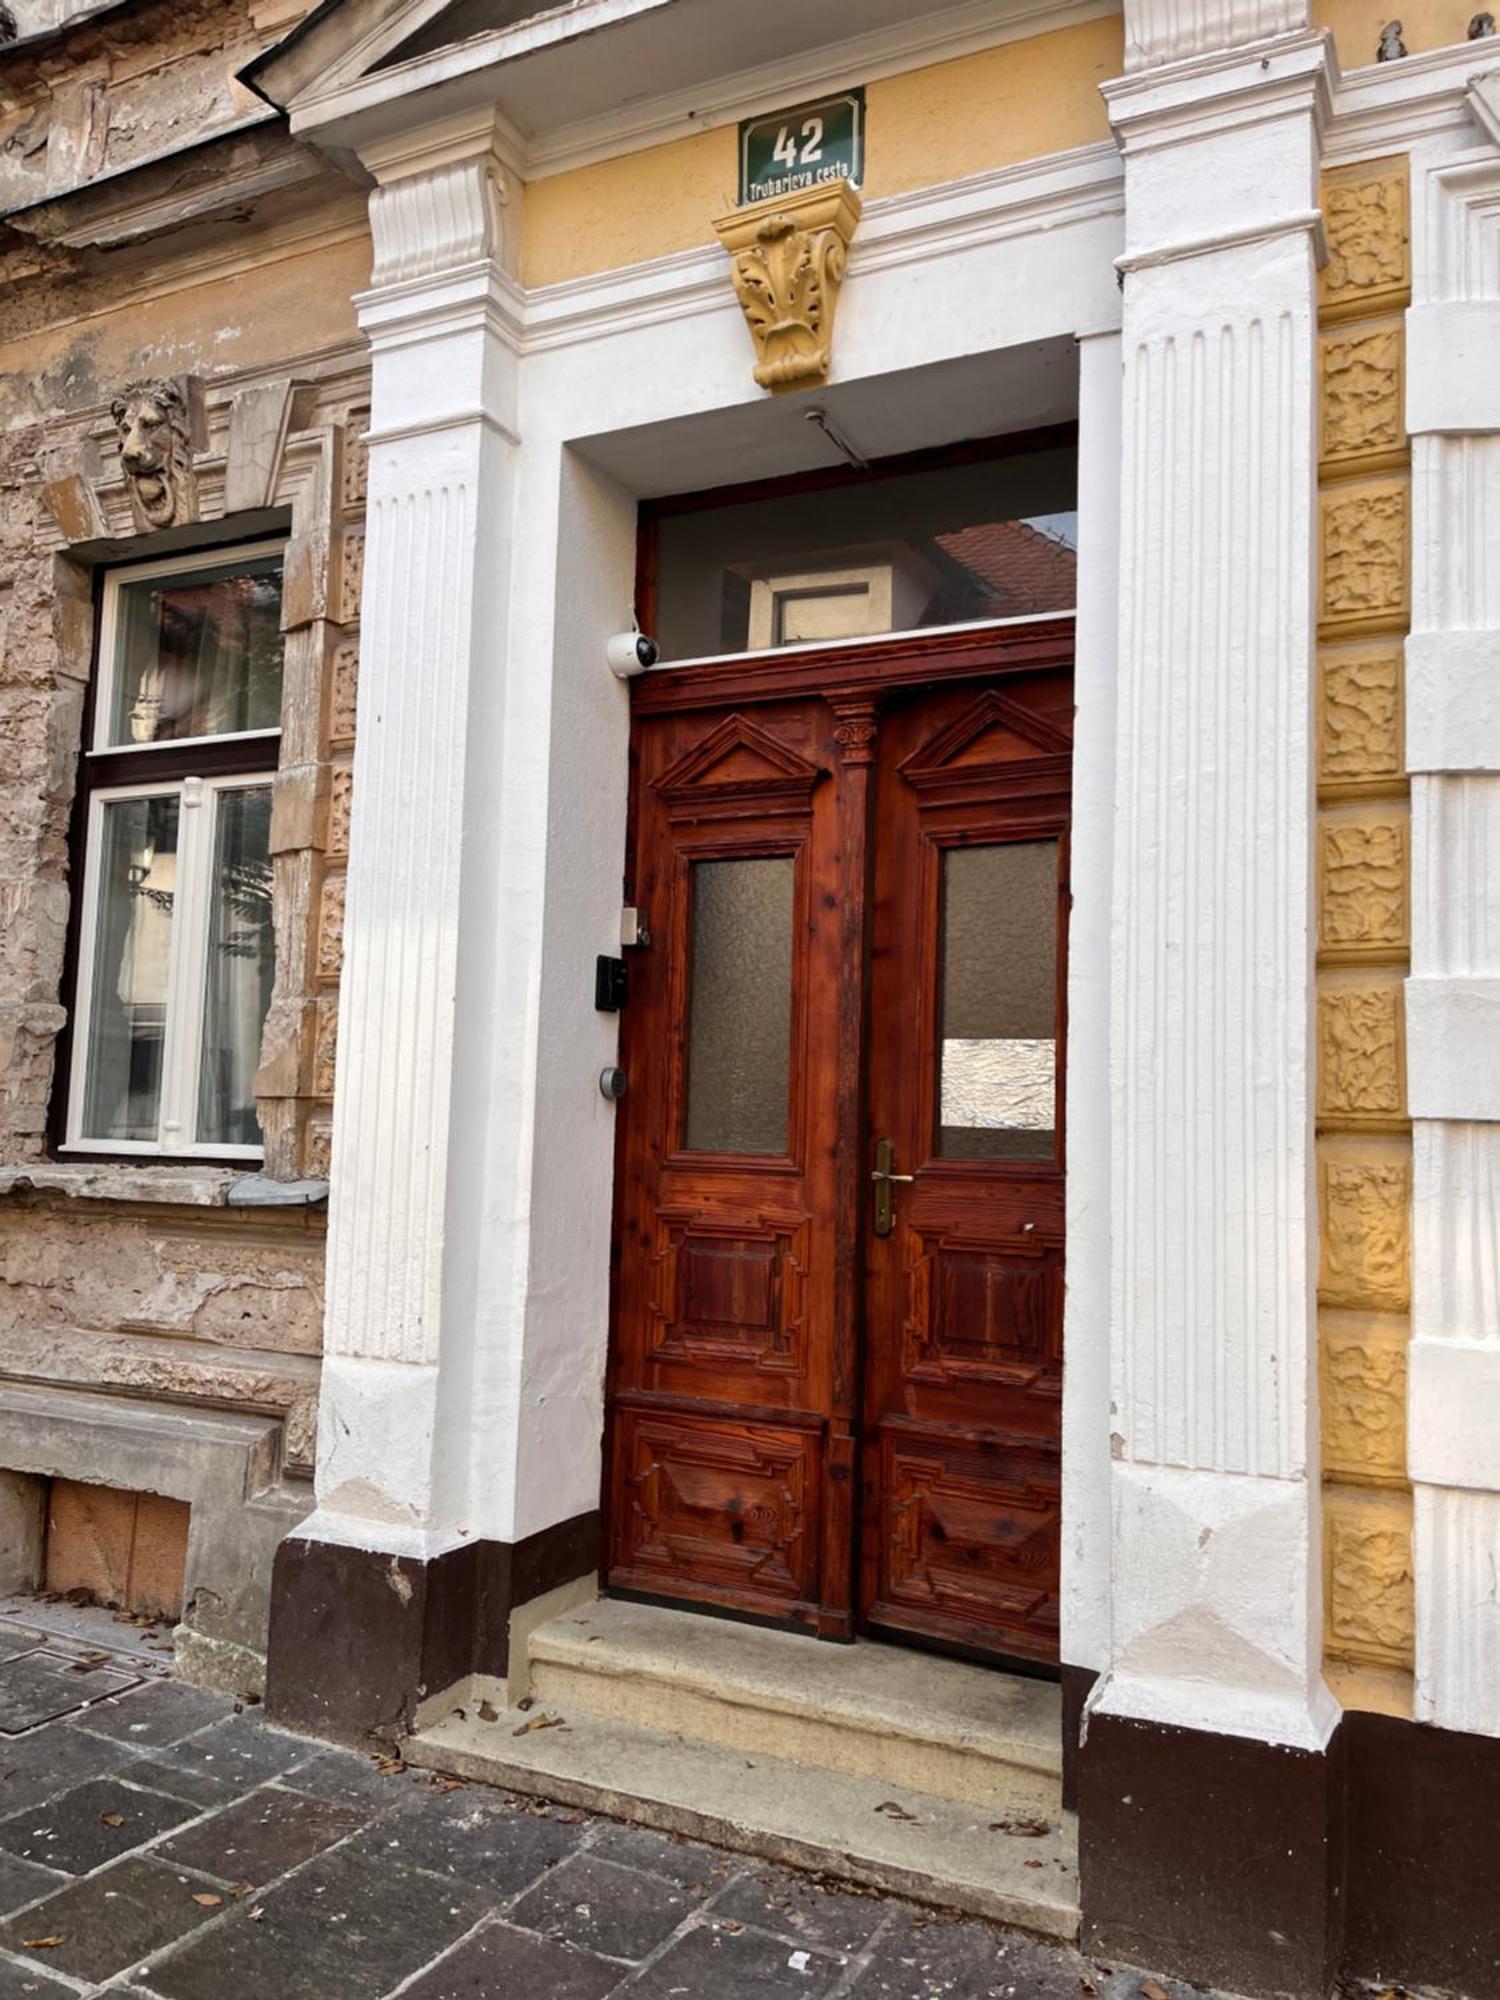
(0, 1163, 328, 1210)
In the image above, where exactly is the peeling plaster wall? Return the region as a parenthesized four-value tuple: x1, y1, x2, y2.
(0, 0, 368, 1690)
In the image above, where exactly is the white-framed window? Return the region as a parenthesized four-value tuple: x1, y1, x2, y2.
(62, 541, 284, 1160)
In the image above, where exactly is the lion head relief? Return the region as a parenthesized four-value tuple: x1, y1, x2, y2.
(110, 378, 199, 532)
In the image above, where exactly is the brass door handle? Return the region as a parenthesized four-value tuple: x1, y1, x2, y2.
(871, 1139, 914, 1237)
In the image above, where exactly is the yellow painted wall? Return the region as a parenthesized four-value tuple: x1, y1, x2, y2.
(1314, 0, 1481, 66)
(520, 13, 1123, 289)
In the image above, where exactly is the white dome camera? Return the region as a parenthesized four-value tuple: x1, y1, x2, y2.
(606, 630, 659, 679)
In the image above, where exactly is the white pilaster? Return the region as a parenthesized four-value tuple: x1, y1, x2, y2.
(1062, 328, 1123, 1677)
(1406, 132, 1500, 1736)
(307, 120, 522, 1550)
(1094, 30, 1337, 1749)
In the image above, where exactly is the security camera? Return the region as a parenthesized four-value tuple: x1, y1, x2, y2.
(606, 630, 659, 679)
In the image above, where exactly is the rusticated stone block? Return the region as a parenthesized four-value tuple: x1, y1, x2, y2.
(1319, 1148, 1411, 1311)
(337, 530, 365, 625)
(316, 871, 345, 982)
(1320, 157, 1410, 321)
(1325, 1486, 1414, 1668)
(1318, 982, 1404, 1123)
(1318, 810, 1408, 960)
(328, 763, 352, 857)
(313, 994, 337, 1098)
(1320, 323, 1403, 468)
(341, 411, 369, 514)
(1319, 645, 1401, 792)
(329, 640, 359, 743)
(1320, 1317, 1407, 1484)
(1320, 480, 1409, 633)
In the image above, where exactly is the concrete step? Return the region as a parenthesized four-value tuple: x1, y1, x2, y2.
(406, 1700, 1078, 1940)
(526, 1597, 1061, 1815)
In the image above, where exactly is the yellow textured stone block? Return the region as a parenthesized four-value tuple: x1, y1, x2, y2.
(1320, 1314, 1407, 1484)
(1319, 156, 1410, 323)
(1324, 1486, 1414, 1668)
(1319, 645, 1402, 795)
(1319, 479, 1410, 636)
(1318, 1143, 1411, 1311)
(1317, 978, 1404, 1125)
(316, 871, 345, 983)
(1320, 320, 1404, 472)
(1318, 806, 1409, 962)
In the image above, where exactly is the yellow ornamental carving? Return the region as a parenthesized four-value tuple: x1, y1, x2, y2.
(1320, 159, 1409, 320)
(1321, 482, 1409, 631)
(1326, 1492, 1414, 1666)
(1320, 1325, 1407, 1485)
(1319, 812, 1408, 956)
(1320, 325, 1403, 468)
(1319, 1153, 1411, 1310)
(1320, 646, 1401, 790)
(1318, 985, 1403, 1121)
(714, 180, 863, 395)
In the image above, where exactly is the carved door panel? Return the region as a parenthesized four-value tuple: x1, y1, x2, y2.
(860, 676, 1071, 1663)
(607, 696, 856, 1636)
(607, 659, 1071, 1662)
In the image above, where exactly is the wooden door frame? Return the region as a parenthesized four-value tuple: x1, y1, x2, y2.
(604, 615, 1076, 1639)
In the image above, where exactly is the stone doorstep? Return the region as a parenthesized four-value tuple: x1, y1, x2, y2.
(526, 1597, 1062, 1814)
(405, 1704, 1079, 1942)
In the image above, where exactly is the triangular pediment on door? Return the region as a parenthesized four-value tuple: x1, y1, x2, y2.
(654, 713, 826, 820)
(898, 688, 1072, 799)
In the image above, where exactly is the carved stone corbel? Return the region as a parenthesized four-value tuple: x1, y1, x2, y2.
(713, 179, 862, 395)
(109, 375, 205, 532)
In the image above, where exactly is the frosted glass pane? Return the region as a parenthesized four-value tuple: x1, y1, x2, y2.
(197, 786, 274, 1148)
(938, 841, 1058, 1161)
(108, 555, 283, 746)
(81, 794, 180, 1142)
(685, 858, 794, 1155)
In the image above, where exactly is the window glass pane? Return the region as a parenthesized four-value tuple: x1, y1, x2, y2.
(685, 857, 794, 1155)
(107, 554, 284, 747)
(937, 841, 1058, 1161)
(653, 448, 1076, 662)
(81, 794, 180, 1142)
(197, 786, 274, 1148)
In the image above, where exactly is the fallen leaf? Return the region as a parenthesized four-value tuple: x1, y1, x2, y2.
(228, 1882, 254, 1898)
(21, 1937, 63, 1949)
(989, 1816, 1052, 1837)
(513, 1713, 565, 1737)
(1140, 1982, 1170, 2000)
(1080, 1981, 1099, 1997)
(517, 1695, 535, 1713)
(1024, 1859, 1044, 1870)
(874, 1800, 918, 1822)
(249, 1907, 265, 1923)
(478, 1700, 499, 1723)
(191, 1893, 222, 1908)
(100, 1811, 124, 1828)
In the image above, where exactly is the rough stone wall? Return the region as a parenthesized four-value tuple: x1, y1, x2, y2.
(0, 0, 366, 1686)
(1316, 154, 1416, 1719)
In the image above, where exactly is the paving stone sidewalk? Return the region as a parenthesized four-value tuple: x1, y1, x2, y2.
(0, 1605, 1205, 2000)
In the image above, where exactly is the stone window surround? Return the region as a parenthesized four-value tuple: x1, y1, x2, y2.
(30, 353, 370, 1187)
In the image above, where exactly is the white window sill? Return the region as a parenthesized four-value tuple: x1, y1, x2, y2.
(0, 1164, 328, 1209)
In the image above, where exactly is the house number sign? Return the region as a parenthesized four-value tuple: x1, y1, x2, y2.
(739, 88, 865, 205)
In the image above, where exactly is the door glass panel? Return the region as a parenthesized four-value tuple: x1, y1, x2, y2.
(197, 785, 274, 1147)
(685, 857, 794, 1154)
(81, 794, 181, 1142)
(937, 840, 1058, 1160)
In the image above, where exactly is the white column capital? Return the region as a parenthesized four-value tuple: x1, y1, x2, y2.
(1120, 0, 1311, 74)
(361, 111, 516, 290)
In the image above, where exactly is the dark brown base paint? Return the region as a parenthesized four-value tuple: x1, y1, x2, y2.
(1080, 1705, 1500, 2000)
(264, 1511, 599, 1749)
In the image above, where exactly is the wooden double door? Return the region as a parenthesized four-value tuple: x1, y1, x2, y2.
(606, 629, 1072, 1665)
